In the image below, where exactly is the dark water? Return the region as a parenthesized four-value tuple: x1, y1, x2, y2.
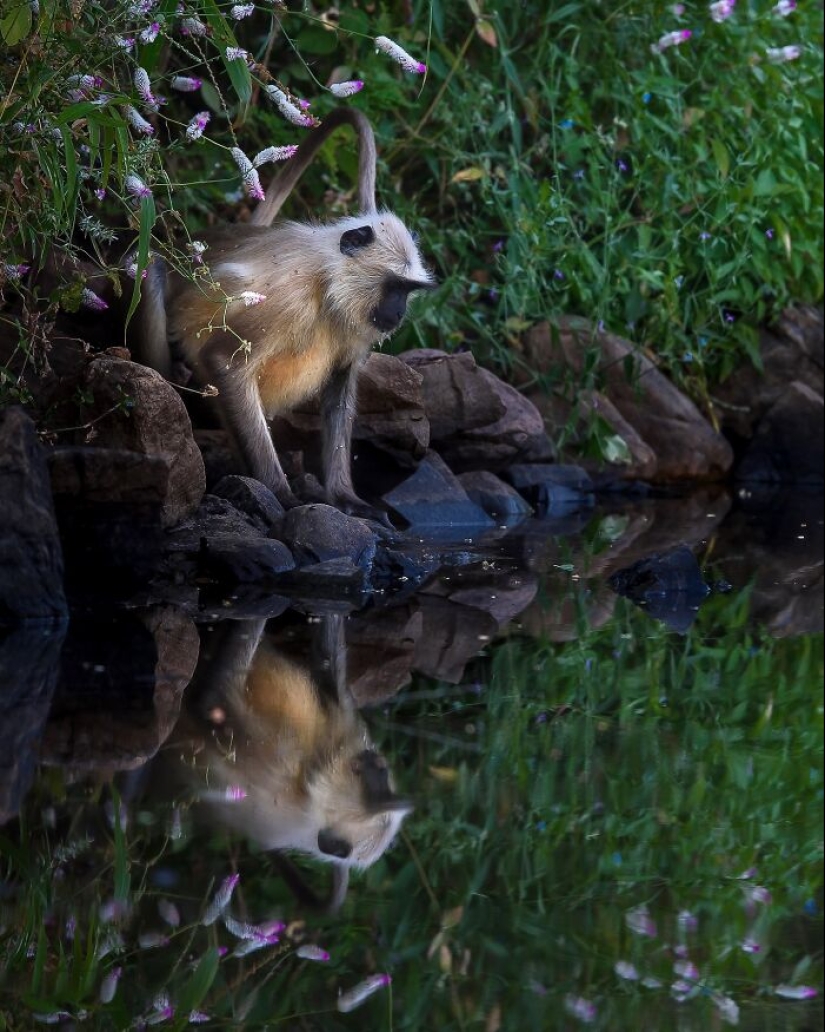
(1, 491, 822, 1030)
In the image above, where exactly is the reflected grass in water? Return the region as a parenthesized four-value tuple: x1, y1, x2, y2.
(0, 587, 822, 1030)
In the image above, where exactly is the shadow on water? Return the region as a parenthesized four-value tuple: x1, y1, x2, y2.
(0, 491, 822, 1029)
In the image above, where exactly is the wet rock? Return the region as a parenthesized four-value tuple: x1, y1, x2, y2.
(211, 475, 285, 530)
(41, 607, 199, 772)
(523, 318, 734, 482)
(0, 624, 66, 823)
(715, 304, 824, 441)
(169, 494, 265, 550)
(0, 407, 68, 624)
(504, 463, 595, 516)
(457, 471, 534, 524)
(197, 536, 296, 584)
(400, 349, 553, 471)
(426, 569, 539, 632)
(49, 446, 167, 593)
(608, 545, 712, 634)
(76, 355, 205, 526)
(736, 382, 824, 486)
(383, 453, 496, 531)
(278, 504, 378, 570)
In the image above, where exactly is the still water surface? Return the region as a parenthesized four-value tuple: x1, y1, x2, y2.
(1, 492, 822, 1031)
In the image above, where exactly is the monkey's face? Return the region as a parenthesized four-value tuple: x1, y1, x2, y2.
(327, 213, 435, 342)
(308, 748, 413, 869)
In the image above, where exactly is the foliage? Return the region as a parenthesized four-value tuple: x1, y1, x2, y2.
(0, 573, 822, 1029)
(0, 1, 823, 417)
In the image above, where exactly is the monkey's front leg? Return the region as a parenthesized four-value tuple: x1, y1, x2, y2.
(200, 332, 301, 508)
(320, 361, 392, 526)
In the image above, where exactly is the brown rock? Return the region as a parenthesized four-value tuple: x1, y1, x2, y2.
(736, 381, 824, 485)
(523, 318, 733, 482)
(76, 356, 205, 526)
(715, 305, 824, 440)
(400, 349, 552, 471)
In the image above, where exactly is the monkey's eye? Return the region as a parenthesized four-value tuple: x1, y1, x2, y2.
(340, 225, 375, 256)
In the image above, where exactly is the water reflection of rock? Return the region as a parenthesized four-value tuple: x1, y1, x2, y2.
(39, 607, 199, 774)
(0, 624, 66, 823)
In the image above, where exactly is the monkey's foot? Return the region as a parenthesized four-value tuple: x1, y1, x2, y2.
(331, 492, 395, 529)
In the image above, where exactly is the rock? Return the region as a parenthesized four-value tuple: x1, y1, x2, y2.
(0, 624, 66, 823)
(413, 597, 499, 683)
(736, 382, 824, 485)
(76, 356, 205, 526)
(715, 304, 824, 441)
(168, 494, 266, 552)
(608, 545, 712, 634)
(504, 463, 595, 517)
(40, 607, 199, 772)
(426, 570, 539, 632)
(278, 504, 378, 569)
(457, 471, 534, 524)
(400, 349, 553, 471)
(211, 475, 285, 529)
(523, 318, 734, 482)
(383, 453, 496, 531)
(49, 446, 167, 593)
(0, 407, 68, 624)
(197, 536, 296, 583)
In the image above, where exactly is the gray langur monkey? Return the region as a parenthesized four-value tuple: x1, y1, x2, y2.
(135, 108, 435, 518)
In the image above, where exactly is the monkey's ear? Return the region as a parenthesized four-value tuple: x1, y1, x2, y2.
(340, 225, 375, 256)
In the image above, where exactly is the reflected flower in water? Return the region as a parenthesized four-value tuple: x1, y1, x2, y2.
(296, 944, 331, 962)
(615, 960, 640, 981)
(158, 898, 181, 928)
(98, 966, 122, 1003)
(775, 984, 818, 1000)
(564, 994, 597, 1024)
(625, 904, 657, 938)
(713, 992, 741, 1026)
(201, 873, 240, 926)
(337, 973, 392, 1013)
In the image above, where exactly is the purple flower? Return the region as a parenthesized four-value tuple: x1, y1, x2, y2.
(186, 112, 210, 141)
(252, 145, 299, 167)
(180, 16, 207, 36)
(125, 174, 152, 199)
(81, 288, 109, 311)
(616, 159, 629, 173)
(99, 967, 123, 1003)
(329, 79, 365, 98)
(138, 21, 161, 43)
(766, 45, 801, 62)
(296, 944, 331, 962)
(134, 67, 156, 106)
(230, 2, 254, 17)
(201, 873, 240, 926)
(626, 905, 657, 938)
(225, 46, 249, 61)
(772, 1, 797, 16)
(263, 85, 315, 127)
(337, 974, 393, 1014)
(553, 269, 565, 280)
(564, 995, 597, 1024)
(171, 76, 202, 92)
(765, 228, 775, 239)
(700, 231, 712, 241)
(775, 985, 818, 1000)
(375, 35, 426, 74)
(2, 263, 30, 280)
(710, 1, 736, 24)
(124, 106, 154, 136)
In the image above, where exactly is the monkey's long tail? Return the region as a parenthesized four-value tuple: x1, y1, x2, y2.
(250, 107, 378, 228)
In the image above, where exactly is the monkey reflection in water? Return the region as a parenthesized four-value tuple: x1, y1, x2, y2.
(169, 614, 411, 910)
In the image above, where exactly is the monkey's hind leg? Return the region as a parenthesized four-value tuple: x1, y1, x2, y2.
(320, 362, 392, 526)
(200, 332, 300, 508)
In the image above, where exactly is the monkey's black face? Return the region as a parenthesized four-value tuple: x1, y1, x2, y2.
(371, 277, 432, 334)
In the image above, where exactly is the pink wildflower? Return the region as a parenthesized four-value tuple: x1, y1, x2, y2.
(374, 35, 426, 74)
(186, 111, 210, 140)
(81, 288, 109, 311)
(138, 21, 161, 43)
(239, 291, 267, 306)
(99, 967, 123, 1004)
(201, 873, 240, 926)
(329, 80, 365, 98)
(775, 985, 818, 1000)
(171, 75, 202, 92)
(252, 145, 298, 166)
(626, 905, 657, 938)
(563, 995, 597, 1024)
(134, 67, 156, 106)
(180, 16, 207, 36)
(124, 106, 154, 135)
(138, 931, 169, 949)
(114, 35, 135, 50)
(2, 263, 30, 280)
(772, 0, 796, 15)
(615, 961, 640, 981)
(263, 84, 315, 127)
(125, 174, 152, 199)
(230, 2, 254, 17)
(158, 899, 181, 928)
(225, 46, 249, 61)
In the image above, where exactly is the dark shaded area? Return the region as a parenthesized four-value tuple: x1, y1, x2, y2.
(608, 545, 713, 634)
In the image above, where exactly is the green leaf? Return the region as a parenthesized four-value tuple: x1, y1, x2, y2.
(0, 0, 31, 45)
(125, 194, 156, 325)
(172, 948, 220, 1028)
(296, 25, 339, 55)
(602, 433, 632, 465)
(711, 138, 730, 180)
